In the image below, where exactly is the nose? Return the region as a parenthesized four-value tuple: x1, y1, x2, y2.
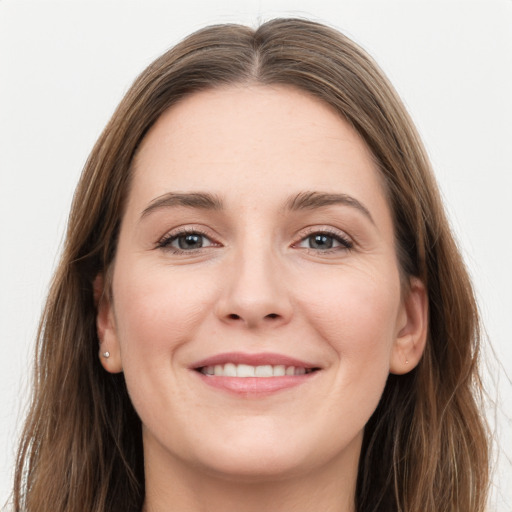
(215, 248, 293, 329)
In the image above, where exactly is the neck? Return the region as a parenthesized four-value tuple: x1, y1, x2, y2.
(142, 435, 360, 512)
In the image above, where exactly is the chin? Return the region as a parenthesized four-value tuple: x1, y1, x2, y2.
(193, 448, 312, 483)
(181, 423, 362, 483)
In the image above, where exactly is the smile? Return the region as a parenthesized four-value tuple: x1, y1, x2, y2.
(191, 352, 321, 395)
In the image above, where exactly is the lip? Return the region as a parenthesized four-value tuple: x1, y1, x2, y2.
(190, 351, 320, 369)
(190, 352, 321, 396)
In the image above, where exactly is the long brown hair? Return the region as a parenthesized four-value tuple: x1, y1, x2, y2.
(13, 18, 489, 512)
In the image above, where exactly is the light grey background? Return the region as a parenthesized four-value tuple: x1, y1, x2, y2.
(1, 0, 511, 509)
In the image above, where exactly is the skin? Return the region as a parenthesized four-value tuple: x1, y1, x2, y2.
(97, 84, 428, 512)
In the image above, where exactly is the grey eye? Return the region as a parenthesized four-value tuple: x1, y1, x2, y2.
(159, 231, 215, 251)
(308, 234, 335, 250)
(174, 233, 206, 250)
(297, 232, 352, 251)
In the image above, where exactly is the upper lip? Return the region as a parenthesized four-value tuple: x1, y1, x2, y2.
(190, 352, 320, 370)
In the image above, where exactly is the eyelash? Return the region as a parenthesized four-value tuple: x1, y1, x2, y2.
(293, 228, 353, 253)
(156, 228, 217, 254)
(156, 227, 353, 255)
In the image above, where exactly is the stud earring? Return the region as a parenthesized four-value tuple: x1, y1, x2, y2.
(102, 351, 110, 359)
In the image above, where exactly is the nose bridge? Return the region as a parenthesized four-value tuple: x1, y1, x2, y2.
(217, 234, 292, 328)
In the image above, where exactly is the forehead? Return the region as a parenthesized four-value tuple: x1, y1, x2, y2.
(129, 84, 388, 215)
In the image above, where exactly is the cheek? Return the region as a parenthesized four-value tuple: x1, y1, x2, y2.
(112, 261, 218, 363)
(296, 266, 401, 374)
(316, 278, 399, 427)
(110, 261, 223, 436)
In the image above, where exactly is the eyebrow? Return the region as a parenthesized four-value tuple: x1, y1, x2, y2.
(140, 190, 374, 224)
(141, 192, 223, 218)
(286, 191, 374, 224)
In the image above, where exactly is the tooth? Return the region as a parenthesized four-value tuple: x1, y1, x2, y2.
(201, 363, 314, 377)
(224, 363, 237, 377)
(237, 364, 255, 377)
(273, 365, 286, 376)
(255, 365, 273, 377)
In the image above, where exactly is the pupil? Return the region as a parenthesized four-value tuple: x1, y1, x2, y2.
(178, 234, 203, 250)
(310, 234, 333, 249)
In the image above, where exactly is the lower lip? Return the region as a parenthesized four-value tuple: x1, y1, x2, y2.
(194, 372, 319, 395)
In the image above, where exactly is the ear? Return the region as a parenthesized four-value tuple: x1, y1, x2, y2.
(390, 277, 428, 375)
(93, 274, 123, 373)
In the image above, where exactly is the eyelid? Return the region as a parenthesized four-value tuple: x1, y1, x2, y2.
(156, 225, 221, 252)
(292, 226, 354, 251)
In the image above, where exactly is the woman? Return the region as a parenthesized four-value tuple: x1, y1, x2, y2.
(13, 18, 489, 512)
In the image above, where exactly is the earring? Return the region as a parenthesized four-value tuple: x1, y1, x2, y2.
(102, 351, 110, 359)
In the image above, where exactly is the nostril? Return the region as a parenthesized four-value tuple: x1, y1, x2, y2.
(224, 312, 282, 322)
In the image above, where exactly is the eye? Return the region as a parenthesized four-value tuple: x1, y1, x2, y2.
(157, 230, 217, 252)
(296, 231, 353, 251)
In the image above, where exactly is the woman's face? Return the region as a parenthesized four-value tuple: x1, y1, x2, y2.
(98, 85, 426, 481)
